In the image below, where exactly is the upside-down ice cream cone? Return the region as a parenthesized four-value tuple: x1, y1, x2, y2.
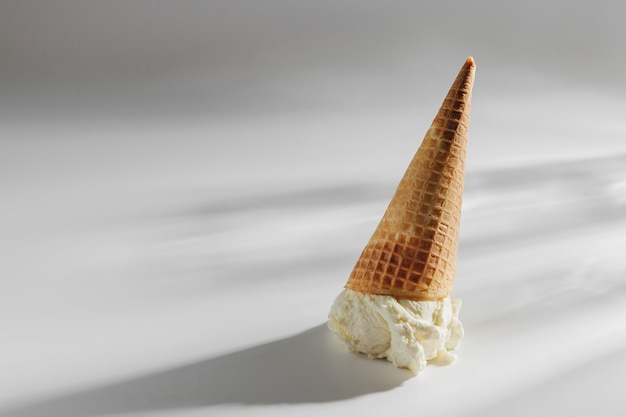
(328, 57, 475, 373)
(345, 56, 475, 301)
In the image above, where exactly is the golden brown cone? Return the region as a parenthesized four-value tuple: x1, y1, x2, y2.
(345, 57, 475, 301)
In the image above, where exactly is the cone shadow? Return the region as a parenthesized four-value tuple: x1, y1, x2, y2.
(1, 325, 411, 417)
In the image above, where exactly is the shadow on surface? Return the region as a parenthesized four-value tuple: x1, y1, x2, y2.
(184, 183, 392, 217)
(1, 325, 410, 417)
(467, 346, 626, 417)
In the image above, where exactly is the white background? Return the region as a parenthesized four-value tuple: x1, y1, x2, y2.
(2, 2, 626, 416)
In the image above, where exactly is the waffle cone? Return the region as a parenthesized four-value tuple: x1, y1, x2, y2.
(345, 57, 475, 301)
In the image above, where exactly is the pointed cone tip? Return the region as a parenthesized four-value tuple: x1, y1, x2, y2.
(466, 56, 475, 67)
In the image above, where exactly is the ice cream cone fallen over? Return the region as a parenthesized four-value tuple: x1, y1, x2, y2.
(328, 57, 475, 374)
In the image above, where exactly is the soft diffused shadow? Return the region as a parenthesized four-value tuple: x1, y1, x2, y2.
(467, 346, 626, 417)
(184, 183, 391, 217)
(1, 325, 410, 417)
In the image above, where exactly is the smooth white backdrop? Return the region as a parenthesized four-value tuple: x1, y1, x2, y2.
(2, 2, 626, 416)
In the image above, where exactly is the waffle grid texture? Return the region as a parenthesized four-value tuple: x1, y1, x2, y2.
(345, 58, 475, 301)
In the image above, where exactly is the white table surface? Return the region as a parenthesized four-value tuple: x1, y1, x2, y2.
(2, 2, 626, 416)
